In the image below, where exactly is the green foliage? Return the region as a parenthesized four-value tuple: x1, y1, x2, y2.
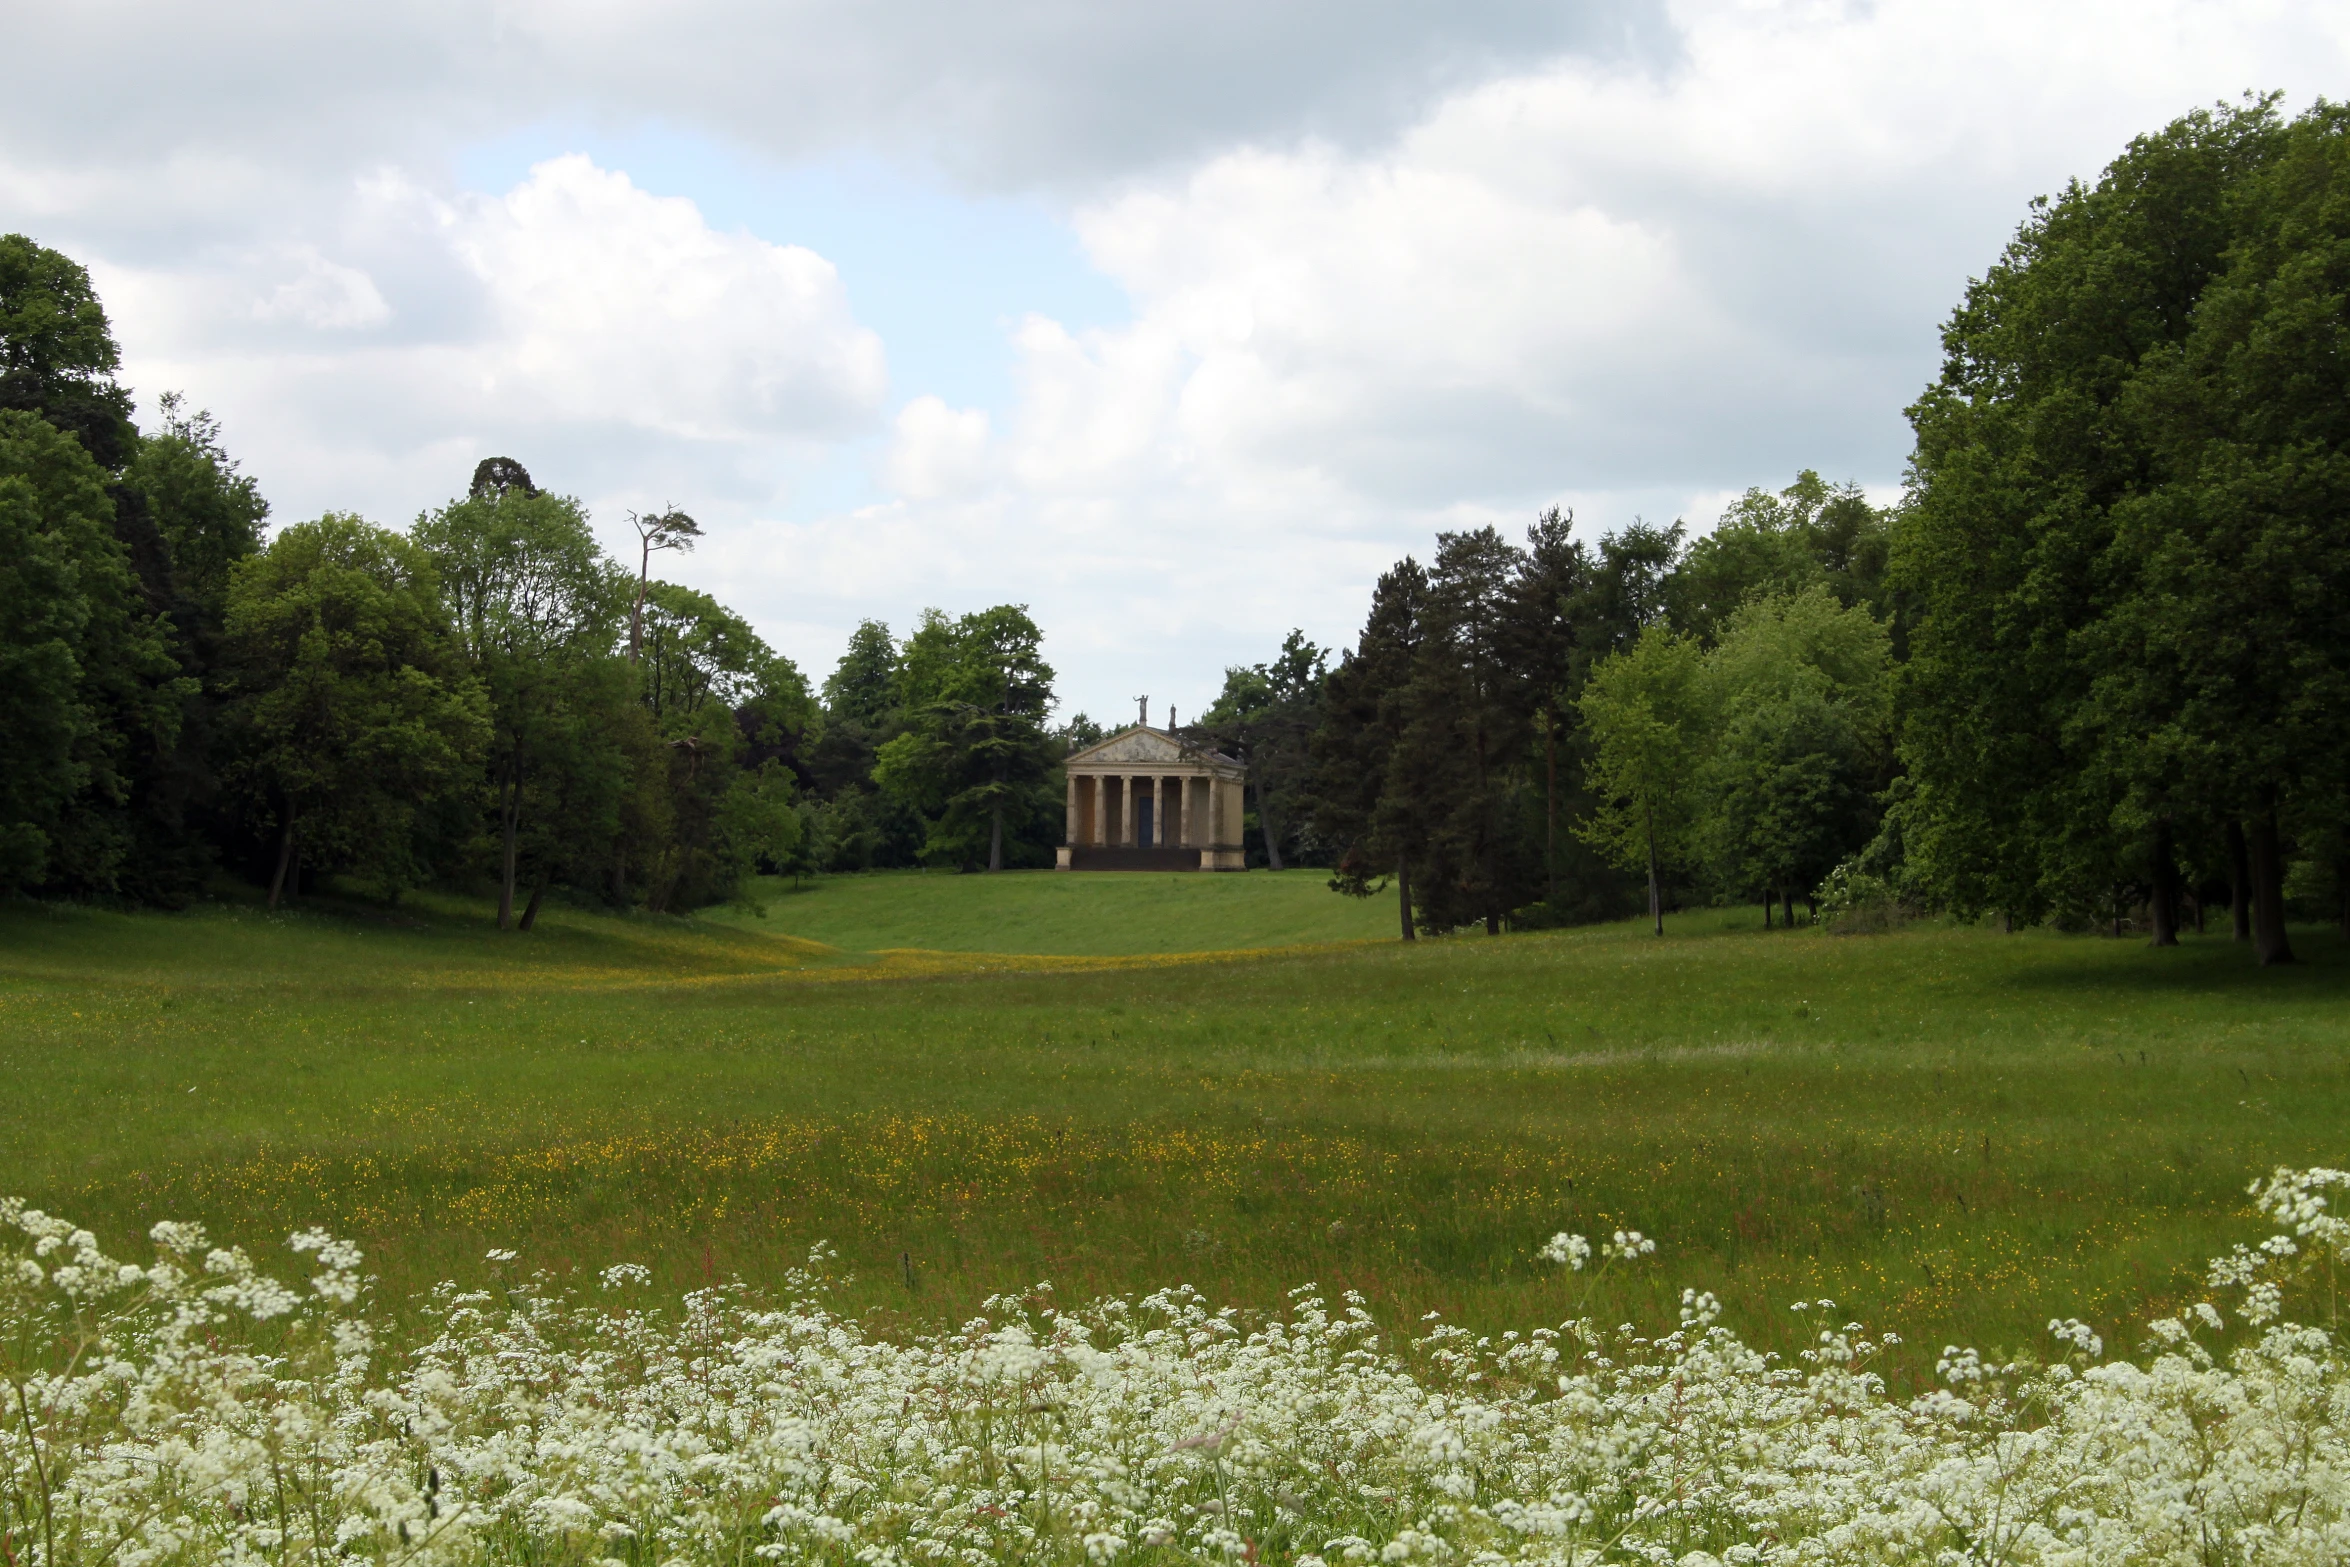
(874, 606, 1057, 871)
(822, 618, 900, 727)
(1198, 629, 1327, 870)
(1308, 513, 1714, 936)
(0, 428, 103, 887)
(1402, 529, 1532, 932)
(413, 485, 630, 925)
(0, 234, 136, 467)
(1575, 626, 1704, 928)
(1312, 557, 1427, 925)
(1895, 97, 2293, 930)
(0, 411, 183, 894)
(640, 581, 805, 733)
(124, 393, 270, 635)
(220, 514, 487, 901)
(1813, 860, 1912, 934)
(1698, 588, 1893, 910)
(2088, 103, 2350, 945)
(1673, 471, 1891, 642)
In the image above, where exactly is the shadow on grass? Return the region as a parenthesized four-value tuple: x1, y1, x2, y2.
(1990, 926, 2350, 997)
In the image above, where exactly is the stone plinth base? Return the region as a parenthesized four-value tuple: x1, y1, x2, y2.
(1060, 846, 1246, 872)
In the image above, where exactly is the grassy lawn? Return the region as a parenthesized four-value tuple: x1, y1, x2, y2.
(2, 879, 2345, 1384)
(713, 867, 1397, 953)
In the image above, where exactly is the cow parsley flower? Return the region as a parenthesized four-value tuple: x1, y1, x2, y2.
(1537, 1233, 1590, 1269)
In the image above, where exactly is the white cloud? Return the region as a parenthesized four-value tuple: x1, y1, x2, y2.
(11, 0, 2350, 720)
(995, 0, 2350, 520)
(449, 156, 885, 441)
(728, 0, 2350, 716)
(883, 396, 992, 499)
(98, 156, 886, 527)
(252, 248, 391, 330)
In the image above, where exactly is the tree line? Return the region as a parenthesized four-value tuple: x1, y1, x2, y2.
(1209, 97, 2350, 961)
(1191, 477, 1893, 938)
(10, 96, 2346, 944)
(0, 234, 1081, 915)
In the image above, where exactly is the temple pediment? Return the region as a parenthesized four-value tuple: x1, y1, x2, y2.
(1067, 726, 1236, 769)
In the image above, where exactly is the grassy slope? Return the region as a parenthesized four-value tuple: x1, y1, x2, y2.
(3, 884, 2345, 1381)
(713, 868, 1397, 954)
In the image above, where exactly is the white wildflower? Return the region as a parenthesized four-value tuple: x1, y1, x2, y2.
(1537, 1232, 1590, 1270)
(0, 1173, 2348, 1566)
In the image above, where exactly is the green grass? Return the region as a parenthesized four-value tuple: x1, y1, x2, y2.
(713, 867, 1397, 953)
(3, 876, 2346, 1385)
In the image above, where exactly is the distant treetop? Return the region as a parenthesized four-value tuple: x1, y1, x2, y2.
(468, 456, 539, 501)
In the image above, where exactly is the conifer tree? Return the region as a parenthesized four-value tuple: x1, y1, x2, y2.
(1311, 559, 1428, 938)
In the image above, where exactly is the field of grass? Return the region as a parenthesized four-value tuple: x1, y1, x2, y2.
(3, 871, 2346, 1385)
(714, 866, 1397, 953)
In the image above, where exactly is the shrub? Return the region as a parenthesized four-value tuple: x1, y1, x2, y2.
(1813, 860, 1913, 934)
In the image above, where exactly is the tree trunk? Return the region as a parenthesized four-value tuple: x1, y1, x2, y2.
(2149, 817, 2180, 948)
(2338, 857, 2350, 941)
(498, 767, 521, 932)
(611, 849, 628, 909)
(2228, 820, 2254, 942)
(1475, 725, 1498, 936)
(518, 878, 547, 931)
(1543, 715, 1558, 907)
(1763, 891, 1773, 930)
(631, 538, 650, 663)
(988, 805, 1004, 872)
(2250, 809, 2295, 966)
(1256, 781, 1285, 872)
(1645, 808, 1663, 937)
(1782, 887, 1795, 929)
(268, 814, 296, 910)
(1397, 857, 1415, 941)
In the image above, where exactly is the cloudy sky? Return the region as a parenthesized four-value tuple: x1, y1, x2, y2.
(6, 0, 2345, 722)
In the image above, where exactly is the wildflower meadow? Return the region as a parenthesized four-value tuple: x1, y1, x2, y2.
(6, 1166, 2350, 1566)
(6, 880, 2349, 1379)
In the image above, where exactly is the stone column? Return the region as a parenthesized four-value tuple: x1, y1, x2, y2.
(1120, 776, 1137, 847)
(1064, 773, 1079, 847)
(1170, 774, 1188, 847)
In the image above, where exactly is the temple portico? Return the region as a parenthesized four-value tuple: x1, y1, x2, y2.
(1057, 720, 1248, 872)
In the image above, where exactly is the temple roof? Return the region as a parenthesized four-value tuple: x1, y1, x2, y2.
(1065, 725, 1243, 772)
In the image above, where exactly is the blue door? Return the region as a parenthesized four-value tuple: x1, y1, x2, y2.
(1135, 798, 1154, 847)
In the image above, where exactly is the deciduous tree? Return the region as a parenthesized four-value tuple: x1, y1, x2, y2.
(413, 482, 627, 928)
(1577, 627, 1704, 935)
(220, 514, 486, 906)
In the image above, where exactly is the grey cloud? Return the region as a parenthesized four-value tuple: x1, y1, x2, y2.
(8, 0, 1675, 200)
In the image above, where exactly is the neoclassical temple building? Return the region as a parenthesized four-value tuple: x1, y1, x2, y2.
(1058, 720, 1249, 871)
